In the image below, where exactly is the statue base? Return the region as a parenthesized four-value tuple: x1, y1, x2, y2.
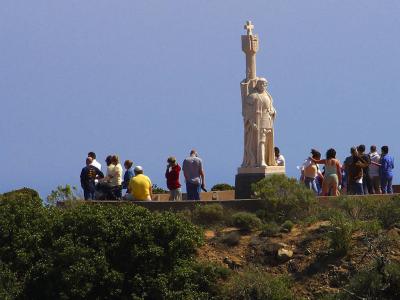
(235, 166, 286, 199)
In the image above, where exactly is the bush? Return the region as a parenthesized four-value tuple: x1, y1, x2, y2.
(152, 184, 169, 194)
(260, 222, 281, 237)
(339, 260, 400, 300)
(252, 174, 316, 222)
(221, 266, 294, 300)
(1, 187, 40, 200)
(327, 211, 355, 256)
(338, 195, 382, 220)
(219, 231, 241, 246)
(377, 196, 400, 229)
(0, 190, 216, 299)
(281, 220, 294, 233)
(167, 260, 230, 299)
(192, 204, 225, 226)
(358, 219, 382, 238)
(0, 262, 21, 299)
(231, 212, 262, 232)
(211, 183, 235, 191)
(47, 184, 80, 205)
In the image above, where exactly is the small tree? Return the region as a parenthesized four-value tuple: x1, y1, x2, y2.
(252, 174, 316, 222)
(47, 184, 80, 205)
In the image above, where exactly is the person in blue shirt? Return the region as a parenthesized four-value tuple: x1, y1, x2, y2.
(380, 145, 394, 194)
(122, 160, 134, 194)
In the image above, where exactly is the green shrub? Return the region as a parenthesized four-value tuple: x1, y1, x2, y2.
(211, 183, 235, 191)
(281, 220, 294, 232)
(0, 190, 214, 299)
(231, 212, 262, 232)
(221, 266, 294, 300)
(377, 196, 400, 228)
(0, 262, 21, 299)
(167, 261, 230, 299)
(192, 204, 225, 226)
(358, 219, 382, 238)
(252, 174, 316, 222)
(220, 231, 241, 246)
(339, 260, 400, 300)
(152, 184, 169, 194)
(338, 195, 382, 220)
(260, 222, 281, 237)
(327, 211, 355, 256)
(1, 187, 40, 201)
(47, 184, 80, 205)
(175, 209, 193, 222)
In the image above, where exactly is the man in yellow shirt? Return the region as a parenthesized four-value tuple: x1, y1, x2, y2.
(128, 166, 153, 200)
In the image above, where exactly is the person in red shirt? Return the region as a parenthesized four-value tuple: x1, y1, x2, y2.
(165, 156, 182, 201)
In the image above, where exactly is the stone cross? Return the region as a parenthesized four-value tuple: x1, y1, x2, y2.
(244, 21, 254, 35)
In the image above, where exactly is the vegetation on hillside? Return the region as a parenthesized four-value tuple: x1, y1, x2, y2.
(0, 189, 220, 299)
(1, 175, 400, 299)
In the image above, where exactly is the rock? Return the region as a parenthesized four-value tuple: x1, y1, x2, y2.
(277, 248, 293, 262)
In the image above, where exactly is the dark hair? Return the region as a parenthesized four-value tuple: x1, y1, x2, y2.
(105, 155, 112, 166)
(312, 150, 321, 159)
(88, 152, 96, 159)
(370, 145, 377, 152)
(350, 147, 357, 155)
(124, 160, 133, 169)
(357, 144, 366, 153)
(274, 147, 280, 154)
(111, 155, 119, 165)
(381, 145, 389, 154)
(326, 148, 336, 159)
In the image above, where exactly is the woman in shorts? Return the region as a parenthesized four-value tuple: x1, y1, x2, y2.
(312, 148, 342, 196)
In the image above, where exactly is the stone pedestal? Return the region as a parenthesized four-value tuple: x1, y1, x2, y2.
(235, 166, 285, 199)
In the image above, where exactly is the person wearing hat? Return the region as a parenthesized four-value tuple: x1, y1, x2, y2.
(128, 166, 153, 200)
(165, 156, 182, 201)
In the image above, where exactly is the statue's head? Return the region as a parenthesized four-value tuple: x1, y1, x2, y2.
(255, 78, 268, 92)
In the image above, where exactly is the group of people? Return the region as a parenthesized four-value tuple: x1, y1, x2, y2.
(300, 145, 395, 196)
(80, 145, 394, 201)
(80, 150, 206, 201)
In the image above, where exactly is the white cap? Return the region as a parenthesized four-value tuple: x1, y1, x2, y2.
(134, 166, 143, 172)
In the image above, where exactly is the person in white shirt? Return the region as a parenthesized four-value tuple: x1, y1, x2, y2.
(274, 147, 285, 166)
(88, 152, 102, 185)
(97, 155, 123, 200)
(88, 152, 102, 171)
(369, 145, 381, 194)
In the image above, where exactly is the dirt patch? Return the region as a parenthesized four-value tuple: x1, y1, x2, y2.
(197, 221, 400, 299)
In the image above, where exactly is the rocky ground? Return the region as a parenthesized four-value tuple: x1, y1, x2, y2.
(197, 222, 400, 299)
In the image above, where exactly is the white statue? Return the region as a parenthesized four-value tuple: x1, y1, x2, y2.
(240, 21, 277, 168)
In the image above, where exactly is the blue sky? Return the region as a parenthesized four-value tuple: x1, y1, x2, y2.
(1, 1, 399, 198)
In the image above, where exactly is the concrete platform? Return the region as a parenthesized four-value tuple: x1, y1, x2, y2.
(60, 193, 399, 212)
